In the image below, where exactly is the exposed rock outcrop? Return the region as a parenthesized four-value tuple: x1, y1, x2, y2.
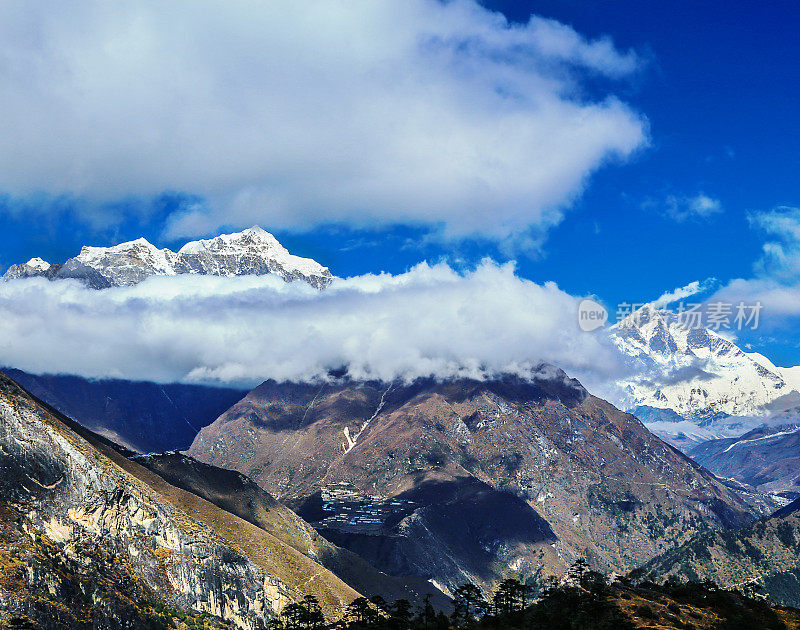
(0, 371, 358, 629)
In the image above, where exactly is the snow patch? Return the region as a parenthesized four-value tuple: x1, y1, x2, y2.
(26, 257, 51, 271)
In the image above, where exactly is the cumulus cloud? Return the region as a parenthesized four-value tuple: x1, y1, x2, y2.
(0, 0, 646, 242)
(663, 193, 722, 222)
(0, 262, 623, 390)
(711, 208, 800, 326)
(715, 279, 800, 318)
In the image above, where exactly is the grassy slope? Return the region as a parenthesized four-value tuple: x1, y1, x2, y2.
(1, 371, 361, 618)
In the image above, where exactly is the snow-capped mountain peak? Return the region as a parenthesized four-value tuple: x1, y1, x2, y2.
(612, 302, 800, 437)
(26, 257, 51, 272)
(2, 257, 57, 280)
(73, 237, 178, 285)
(177, 226, 277, 254)
(615, 303, 746, 368)
(2, 226, 333, 289)
(174, 226, 331, 286)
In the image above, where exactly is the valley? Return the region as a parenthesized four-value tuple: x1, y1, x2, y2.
(3, 4, 799, 626)
(3, 235, 800, 627)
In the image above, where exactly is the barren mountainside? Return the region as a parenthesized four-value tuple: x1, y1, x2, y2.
(188, 368, 772, 595)
(0, 370, 366, 628)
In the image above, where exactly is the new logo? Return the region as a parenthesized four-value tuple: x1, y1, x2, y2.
(577, 298, 607, 332)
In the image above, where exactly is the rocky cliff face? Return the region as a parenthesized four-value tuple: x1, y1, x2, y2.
(0, 371, 359, 629)
(188, 368, 772, 595)
(1, 227, 333, 290)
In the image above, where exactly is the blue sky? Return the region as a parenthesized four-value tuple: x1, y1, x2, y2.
(2, 1, 800, 368)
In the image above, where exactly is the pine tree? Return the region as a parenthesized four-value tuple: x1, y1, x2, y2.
(452, 583, 488, 624)
(389, 598, 413, 630)
(568, 558, 591, 587)
(302, 595, 324, 630)
(281, 603, 305, 630)
(347, 597, 377, 625)
(415, 594, 436, 630)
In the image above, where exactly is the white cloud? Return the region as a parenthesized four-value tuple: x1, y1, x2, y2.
(714, 279, 800, 319)
(711, 208, 800, 323)
(663, 193, 722, 222)
(0, 0, 646, 242)
(652, 278, 717, 307)
(0, 262, 623, 390)
(750, 206, 800, 281)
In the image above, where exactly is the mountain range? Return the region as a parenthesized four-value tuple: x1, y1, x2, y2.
(1, 226, 333, 289)
(0, 369, 445, 628)
(689, 422, 800, 500)
(5, 234, 800, 623)
(3, 368, 247, 452)
(3, 356, 800, 624)
(611, 303, 800, 448)
(187, 366, 773, 596)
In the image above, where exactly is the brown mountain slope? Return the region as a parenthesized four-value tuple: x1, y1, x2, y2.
(688, 423, 800, 499)
(0, 370, 361, 628)
(188, 369, 770, 594)
(132, 451, 448, 606)
(636, 503, 800, 606)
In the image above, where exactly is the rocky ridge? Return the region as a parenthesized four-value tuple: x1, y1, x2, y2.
(689, 421, 800, 499)
(0, 370, 360, 628)
(2, 226, 333, 289)
(4, 368, 248, 453)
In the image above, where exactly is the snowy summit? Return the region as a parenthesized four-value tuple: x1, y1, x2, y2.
(1, 227, 333, 290)
(611, 302, 800, 447)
